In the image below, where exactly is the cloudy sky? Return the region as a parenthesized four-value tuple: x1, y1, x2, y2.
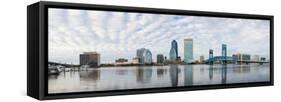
(48, 8, 270, 64)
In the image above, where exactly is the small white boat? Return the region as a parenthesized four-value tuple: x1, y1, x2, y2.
(48, 65, 64, 75)
(80, 65, 90, 71)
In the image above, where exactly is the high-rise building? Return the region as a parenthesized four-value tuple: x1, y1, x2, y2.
(222, 44, 227, 64)
(143, 50, 152, 64)
(184, 39, 193, 64)
(170, 40, 178, 61)
(209, 49, 214, 64)
(137, 48, 146, 64)
(80, 52, 100, 67)
(136, 48, 153, 64)
(222, 44, 227, 57)
(157, 54, 164, 64)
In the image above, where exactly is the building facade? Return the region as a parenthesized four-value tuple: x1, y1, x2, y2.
(200, 55, 205, 63)
(252, 55, 260, 61)
(80, 52, 100, 67)
(169, 40, 178, 61)
(222, 44, 227, 57)
(222, 44, 227, 64)
(115, 58, 128, 63)
(136, 48, 153, 64)
(232, 54, 251, 63)
(184, 39, 193, 64)
(157, 54, 164, 63)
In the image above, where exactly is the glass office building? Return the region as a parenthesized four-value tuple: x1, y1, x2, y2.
(136, 48, 152, 64)
(169, 40, 178, 61)
(184, 39, 193, 64)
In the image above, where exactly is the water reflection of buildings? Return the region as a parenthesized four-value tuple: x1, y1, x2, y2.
(184, 65, 193, 86)
(221, 65, 227, 84)
(156, 67, 168, 78)
(232, 65, 251, 73)
(79, 52, 100, 67)
(169, 65, 179, 87)
(136, 68, 152, 83)
(79, 70, 100, 81)
(209, 65, 214, 80)
(115, 69, 129, 75)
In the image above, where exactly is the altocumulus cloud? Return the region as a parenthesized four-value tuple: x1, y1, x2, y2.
(48, 8, 270, 64)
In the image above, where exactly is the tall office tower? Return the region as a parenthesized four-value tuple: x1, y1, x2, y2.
(169, 40, 178, 61)
(136, 48, 153, 64)
(184, 39, 193, 64)
(222, 44, 227, 64)
(80, 52, 100, 67)
(209, 49, 214, 64)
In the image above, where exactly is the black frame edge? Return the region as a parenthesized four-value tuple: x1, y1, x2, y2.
(27, 1, 274, 100)
(27, 2, 40, 100)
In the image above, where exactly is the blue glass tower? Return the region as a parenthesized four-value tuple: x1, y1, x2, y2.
(184, 39, 193, 64)
(170, 40, 178, 61)
(222, 44, 227, 64)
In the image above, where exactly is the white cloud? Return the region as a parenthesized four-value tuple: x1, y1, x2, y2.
(48, 8, 270, 64)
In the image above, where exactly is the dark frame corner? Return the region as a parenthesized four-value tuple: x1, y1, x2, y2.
(27, 1, 274, 100)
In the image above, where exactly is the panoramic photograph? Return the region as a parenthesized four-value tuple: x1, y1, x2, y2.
(48, 8, 270, 94)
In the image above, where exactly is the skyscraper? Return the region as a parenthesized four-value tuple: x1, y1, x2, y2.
(80, 52, 100, 67)
(222, 44, 227, 57)
(143, 50, 152, 64)
(157, 54, 164, 64)
(222, 44, 227, 64)
(169, 40, 178, 61)
(184, 39, 193, 64)
(209, 49, 214, 64)
(136, 48, 153, 64)
(137, 48, 146, 64)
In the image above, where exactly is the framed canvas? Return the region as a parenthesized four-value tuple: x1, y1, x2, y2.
(27, 1, 274, 100)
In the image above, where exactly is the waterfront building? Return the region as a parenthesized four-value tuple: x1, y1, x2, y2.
(177, 56, 181, 62)
(232, 53, 251, 63)
(80, 52, 100, 67)
(222, 44, 227, 57)
(200, 55, 205, 63)
(184, 39, 193, 64)
(136, 48, 153, 64)
(143, 50, 152, 64)
(260, 57, 266, 61)
(170, 40, 178, 61)
(252, 55, 260, 61)
(222, 44, 227, 64)
(170, 48, 177, 61)
(209, 49, 214, 64)
(115, 58, 128, 63)
(131, 57, 140, 64)
(157, 54, 164, 64)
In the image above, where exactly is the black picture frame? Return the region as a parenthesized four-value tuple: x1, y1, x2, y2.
(27, 1, 274, 100)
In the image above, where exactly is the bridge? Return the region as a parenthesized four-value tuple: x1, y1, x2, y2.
(205, 56, 233, 64)
(236, 60, 269, 65)
(48, 62, 79, 67)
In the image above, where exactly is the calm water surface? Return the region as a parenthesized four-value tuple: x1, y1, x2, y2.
(48, 64, 270, 93)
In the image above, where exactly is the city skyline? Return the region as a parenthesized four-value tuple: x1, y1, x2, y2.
(48, 8, 270, 64)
